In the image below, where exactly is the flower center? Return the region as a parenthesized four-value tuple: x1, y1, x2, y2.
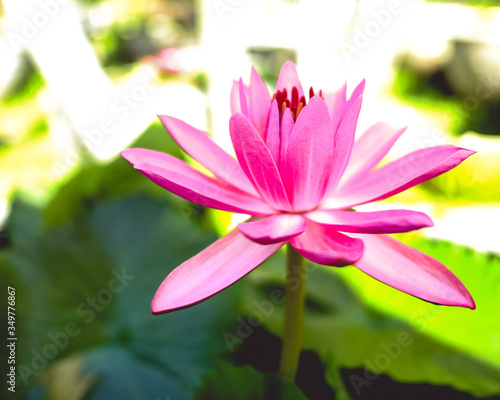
(271, 86, 324, 122)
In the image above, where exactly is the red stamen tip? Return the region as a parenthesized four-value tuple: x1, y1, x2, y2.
(291, 87, 299, 110)
(309, 87, 314, 99)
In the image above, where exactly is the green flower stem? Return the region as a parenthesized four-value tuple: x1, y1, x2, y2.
(279, 243, 306, 381)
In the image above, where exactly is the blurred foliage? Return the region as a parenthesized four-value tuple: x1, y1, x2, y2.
(394, 63, 465, 135)
(0, 55, 47, 150)
(97, 24, 158, 67)
(88, 0, 197, 68)
(1, 54, 43, 106)
(394, 61, 500, 136)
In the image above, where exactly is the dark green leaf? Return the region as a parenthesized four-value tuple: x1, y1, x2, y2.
(4, 195, 240, 400)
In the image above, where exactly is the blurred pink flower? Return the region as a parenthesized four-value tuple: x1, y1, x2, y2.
(154, 47, 184, 74)
(122, 61, 475, 313)
(142, 47, 185, 74)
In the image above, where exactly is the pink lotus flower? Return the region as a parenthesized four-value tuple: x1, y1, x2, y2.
(121, 61, 475, 314)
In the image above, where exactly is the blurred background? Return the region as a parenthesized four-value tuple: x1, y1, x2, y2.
(1, 0, 500, 399)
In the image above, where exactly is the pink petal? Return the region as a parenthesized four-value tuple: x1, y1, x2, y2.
(230, 113, 291, 211)
(307, 209, 433, 234)
(323, 83, 347, 129)
(230, 79, 250, 116)
(290, 221, 364, 266)
(238, 214, 308, 244)
(238, 78, 250, 119)
(339, 122, 406, 187)
(347, 79, 366, 106)
(331, 146, 476, 208)
(121, 148, 273, 215)
(281, 96, 333, 211)
(279, 108, 294, 176)
(249, 66, 271, 138)
(351, 234, 475, 308)
(152, 229, 283, 313)
(121, 147, 196, 175)
(265, 99, 281, 167)
(275, 61, 304, 99)
(325, 80, 364, 133)
(230, 80, 239, 114)
(158, 115, 258, 196)
(324, 95, 363, 197)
